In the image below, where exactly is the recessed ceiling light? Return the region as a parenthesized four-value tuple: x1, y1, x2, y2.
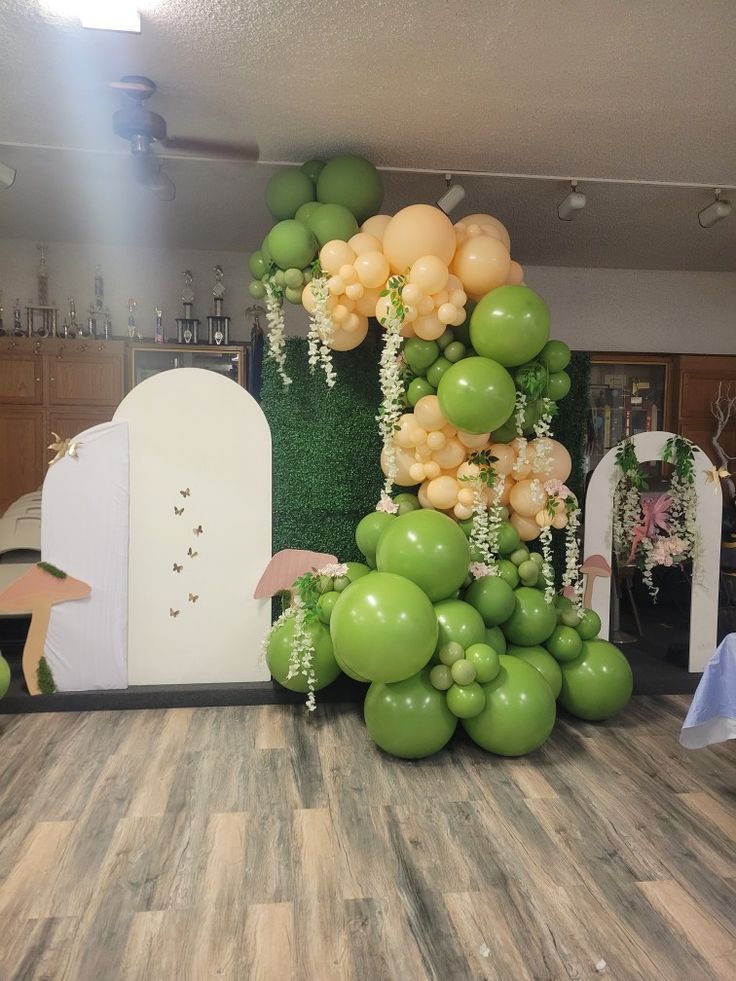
(558, 181, 586, 221)
(39, 1, 143, 33)
(698, 188, 732, 228)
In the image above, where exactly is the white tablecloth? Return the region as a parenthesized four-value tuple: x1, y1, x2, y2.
(680, 633, 736, 749)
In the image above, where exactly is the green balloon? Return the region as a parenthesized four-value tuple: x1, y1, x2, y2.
(559, 640, 633, 721)
(266, 616, 341, 692)
(485, 626, 507, 654)
(437, 356, 516, 434)
(249, 250, 267, 279)
(307, 203, 359, 247)
(330, 572, 438, 683)
(469, 286, 550, 367)
(546, 371, 571, 401)
(260, 236, 273, 266)
(284, 267, 304, 289)
(464, 643, 500, 683)
(518, 560, 540, 586)
(490, 418, 517, 443)
(284, 286, 303, 304)
(404, 338, 440, 374)
(436, 328, 454, 350)
(267, 220, 318, 270)
(496, 559, 519, 589)
(248, 280, 266, 299)
(452, 301, 474, 346)
(502, 587, 557, 646)
(509, 547, 530, 566)
(463, 655, 556, 756)
(0, 653, 10, 699)
(316, 154, 384, 224)
(444, 341, 466, 364)
(451, 658, 477, 685)
(508, 645, 563, 698)
(497, 521, 521, 555)
(541, 339, 571, 373)
(273, 269, 287, 288)
(407, 377, 435, 404)
(439, 641, 465, 666)
(345, 561, 371, 584)
(575, 608, 602, 641)
(355, 511, 396, 566)
(376, 509, 470, 602)
(435, 599, 486, 652)
(266, 168, 316, 220)
(426, 356, 452, 388)
(545, 624, 583, 662)
(560, 608, 580, 628)
(430, 663, 453, 690)
(520, 399, 541, 434)
(447, 681, 486, 719)
(300, 159, 325, 185)
(465, 575, 516, 626)
(393, 492, 421, 515)
(317, 591, 340, 625)
(364, 668, 457, 759)
(294, 201, 322, 225)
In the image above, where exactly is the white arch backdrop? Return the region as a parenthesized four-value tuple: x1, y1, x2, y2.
(583, 431, 721, 672)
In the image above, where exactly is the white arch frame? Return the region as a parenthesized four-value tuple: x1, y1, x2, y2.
(583, 431, 721, 672)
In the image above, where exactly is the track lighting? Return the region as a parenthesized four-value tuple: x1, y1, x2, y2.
(437, 173, 466, 215)
(557, 181, 586, 221)
(698, 188, 731, 228)
(0, 161, 16, 189)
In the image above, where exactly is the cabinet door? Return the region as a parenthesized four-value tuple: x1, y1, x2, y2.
(47, 408, 115, 444)
(47, 355, 123, 406)
(0, 349, 43, 404)
(0, 407, 45, 513)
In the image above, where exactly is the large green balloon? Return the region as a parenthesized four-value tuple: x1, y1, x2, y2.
(330, 572, 438, 683)
(0, 653, 10, 699)
(470, 286, 550, 367)
(364, 668, 457, 759)
(558, 640, 633, 721)
(502, 587, 557, 646)
(465, 575, 516, 626)
(508, 645, 563, 698)
(266, 168, 316, 220)
(434, 599, 486, 652)
(266, 616, 341, 692)
(307, 203, 359, 247)
(316, 154, 384, 224)
(376, 510, 469, 602)
(355, 511, 396, 567)
(462, 655, 556, 756)
(267, 220, 318, 270)
(437, 357, 516, 434)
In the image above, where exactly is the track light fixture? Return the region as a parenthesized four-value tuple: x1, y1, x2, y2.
(698, 188, 731, 228)
(436, 173, 466, 215)
(557, 181, 586, 221)
(0, 160, 16, 189)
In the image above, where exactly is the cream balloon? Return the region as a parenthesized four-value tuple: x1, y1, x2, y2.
(375, 295, 392, 324)
(354, 251, 390, 289)
(509, 479, 548, 518)
(452, 236, 511, 298)
(301, 284, 317, 314)
(454, 502, 474, 520)
(402, 283, 424, 306)
(345, 282, 364, 300)
(415, 445, 432, 461)
(409, 255, 450, 295)
(320, 240, 356, 275)
(338, 264, 357, 284)
(417, 481, 434, 509)
(426, 475, 460, 510)
(432, 438, 466, 470)
(361, 214, 392, 242)
(348, 232, 383, 255)
(460, 213, 511, 251)
(329, 317, 369, 351)
(356, 287, 381, 316)
(506, 260, 525, 286)
(413, 313, 446, 341)
(536, 510, 554, 528)
(396, 414, 419, 449)
(457, 430, 491, 450)
(552, 512, 568, 530)
(382, 205, 456, 273)
(332, 304, 349, 324)
(382, 445, 418, 486)
(529, 438, 573, 483)
(418, 296, 435, 316)
(409, 463, 426, 483)
(510, 511, 541, 542)
(451, 308, 467, 327)
(413, 395, 446, 431)
(426, 430, 447, 451)
(328, 276, 346, 295)
(437, 303, 458, 325)
(457, 487, 475, 507)
(456, 461, 480, 483)
(424, 461, 441, 479)
(409, 425, 428, 446)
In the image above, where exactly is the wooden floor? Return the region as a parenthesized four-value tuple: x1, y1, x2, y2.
(0, 696, 735, 980)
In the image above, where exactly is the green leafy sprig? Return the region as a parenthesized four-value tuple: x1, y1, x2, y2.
(615, 438, 648, 490)
(378, 274, 408, 325)
(460, 449, 499, 487)
(515, 361, 549, 401)
(663, 435, 696, 483)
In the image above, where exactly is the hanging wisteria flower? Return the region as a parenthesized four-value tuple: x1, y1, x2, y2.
(469, 481, 494, 566)
(376, 274, 407, 505)
(514, 389, 528, 436)
(533, 397, 556, 440)
(376, 493, 399, 514)
(318, 562, 348, 578)
(261, 604, 294, 664)
(264, 276, 291, 387)
(539, 524, 556, 605)
(560, 494, 585, 612)
(286, 599, 318, 712)
(307, 273, 337, 388)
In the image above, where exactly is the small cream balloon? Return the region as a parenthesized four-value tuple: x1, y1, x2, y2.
(413, 313, 446, 341)
(410, 462, 427, 483)
(457, 430, 491, 449)
(320, 240, 356, 275)
(426, 430, 447, 451)
(354, 251, 390, 289)
(432, 438, 466, 470)
(345, 282, 364, 300)
(409, 255, 449, 295)
(328, 275, 346, 295)
(329, 317, 369, 351)
(454, 502, 474, 520)
(413, 395, 446, 431)
(424, 461, 441, 479)
(360, 214, 392, 242)
(348, 232, 383, 255)
(427, 475, 460, 510)
(510, 511, 541, 542)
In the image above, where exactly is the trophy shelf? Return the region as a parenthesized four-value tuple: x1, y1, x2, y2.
(128, 342, 246, 390)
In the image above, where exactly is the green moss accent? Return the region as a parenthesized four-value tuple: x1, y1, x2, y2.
(37, 561, 67, 579)
(37, 656, 56, 694)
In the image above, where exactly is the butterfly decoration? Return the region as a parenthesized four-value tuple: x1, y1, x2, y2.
(193, 525, 203, 536)
(187, 547, 198, 558)
(48, 432, 81, 467)
(174, 506, 184, 516)
(169, 608, 180, 618)
(179, 488, 191, 498)
(173, 562, 183, 573)
(188, 593, 199, 603)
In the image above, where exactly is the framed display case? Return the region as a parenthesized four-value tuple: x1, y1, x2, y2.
(128, 342, 247, 391)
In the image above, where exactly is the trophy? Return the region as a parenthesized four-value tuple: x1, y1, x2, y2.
(94, 266, 104, 312)
(67, 298, 78, 339)
(103, 307, 112, 340)
(206, 265, 230, 345)
(154, 305, 165, 343)
(127, 298, 141, 340)
(176, 270, 200, 344)
(13, 299, 24, 337)
(25, 245, 58, 337)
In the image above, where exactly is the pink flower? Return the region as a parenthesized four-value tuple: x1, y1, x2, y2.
(376, 495, 399, 514)
(470, 562, 497, 579)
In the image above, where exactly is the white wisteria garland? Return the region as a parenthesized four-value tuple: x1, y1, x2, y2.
(307, 274, 337, 389)
(376, 275, 407, 507)
(514, 389, 528, 436)
(560, 497, 585, 613)
(539, 524, 556, 605)
(286, 599, 318, 712)
(264, 277, 292, 388)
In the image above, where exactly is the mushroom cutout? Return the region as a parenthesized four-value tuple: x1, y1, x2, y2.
(254, 549, 338, 599)
(581, 553, 612, 609)
(0, 562, 91, 695)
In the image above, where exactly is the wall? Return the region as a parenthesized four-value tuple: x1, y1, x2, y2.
(2, 238, 735, 353)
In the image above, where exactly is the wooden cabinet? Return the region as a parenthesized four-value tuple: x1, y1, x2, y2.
(672, 355, 736, 464)
(0, 338, 125, 513)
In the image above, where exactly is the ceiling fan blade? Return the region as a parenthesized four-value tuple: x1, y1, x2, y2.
(160, 136, 259, 162)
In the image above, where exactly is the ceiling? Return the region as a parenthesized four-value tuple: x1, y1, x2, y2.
(1, 1, 735, 270)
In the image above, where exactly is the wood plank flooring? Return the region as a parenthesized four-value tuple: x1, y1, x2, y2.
(0, 695, 735, 980)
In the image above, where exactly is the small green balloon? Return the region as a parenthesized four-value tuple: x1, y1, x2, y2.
(520, 399, 541, 434)
(546, 371, 571, 401)
(518, 560, 540, 586)
(497, 521, 521, 555)
(300, 159, 325, 185)
(333, 575, 351, 592)
(0, 653, 10, 699)
(248, 280, 266, 299)
(266, 168, 316, 221)
(430, 663, 454, 690)
(444, 341, 466, 363)
(316, 154, 384, 224)
(376, 509, 470, 603)
(249, 250, 267, 279)
(458, 518, 473, 539)
(450, 658, 477, 686)
(496, 559, 520, 589)
(407, 377, 435, 404)
(484, 626, 507, 654)
(510, 547, 531, 567)
(355, 511, 396, 566)
(317, 590, 340, 625)
(559, 640, 633, 721)
(364, 668, 457, 758)
(439, 640, 465, 666)
(426, 356, 452, 388)
(317, 574, 334, 594)
(502, 587, 557, 647)
(294, 200, 322, 225)
(575, 608, 602, 641)
(509, 645, 563, 698)
(345, 561, 371, 584)
(404, 338, 440, 374)
(284, 267, 304, 288)
(447, 681, 486, 719)
(307, 203, 359, 247)
(541, 339, 571, 373)
(436, 328, 454, 350)
(284, 286, 303, 304)
(435, 599, 486, 652)
(267, 219, 318, 270)
(437, 356, 516, 434)
(266, 615, 341, 692)
(560, 608, 580, 628)
(465, 575, 516, 627)
(470, 285, 550, 368)
(545, 624, 584, 662)
(464, 643, 500, 683)
(529, 552, 544, 567)
(273, 269, 287, 288)
(490, 418, 517, 443)
(302, 266, 314, 284)
(393, 492, 421, 515)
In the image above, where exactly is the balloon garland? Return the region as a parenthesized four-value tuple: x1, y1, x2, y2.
(257, 153, 633, 757)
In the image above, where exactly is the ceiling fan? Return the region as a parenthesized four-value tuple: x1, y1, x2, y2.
(111, 75, 259, 201)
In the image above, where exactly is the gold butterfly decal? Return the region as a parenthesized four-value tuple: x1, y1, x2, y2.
(173, 563, 183, 573)
(174, 506, 184, 516)
(187, 547, 198, 558)
(169, 608, 180, 618)
(188, 593, 199, 603)
(179, 487, 191, 498)
(193, 525, 203, 536)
